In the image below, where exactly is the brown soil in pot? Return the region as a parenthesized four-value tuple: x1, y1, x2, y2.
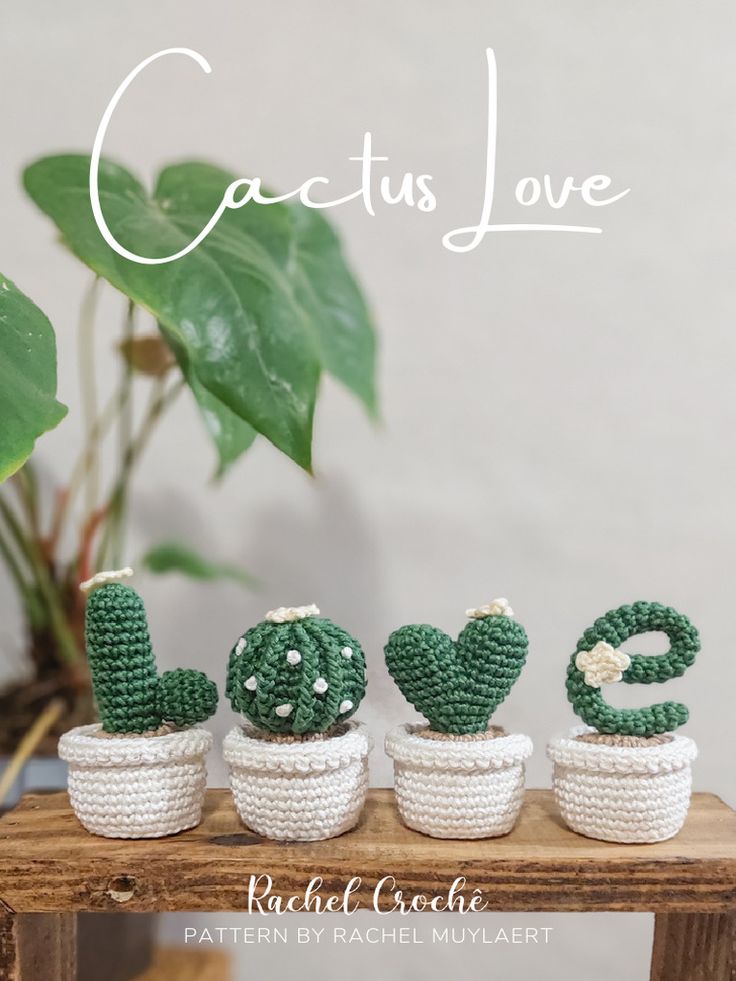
(93, 723, 180, 740)
(418, 725, 506, 742)
(575, 732, 673, 747)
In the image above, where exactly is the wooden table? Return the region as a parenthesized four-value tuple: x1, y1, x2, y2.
(0, 789, 734, 979)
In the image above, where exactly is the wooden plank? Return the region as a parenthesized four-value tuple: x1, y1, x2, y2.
(0, 912, 76, 980)
(0, 790, 734, 914)
(134, 948, 231, 981)
(650, 912, 735, 980)
(77, 913, 154, 981)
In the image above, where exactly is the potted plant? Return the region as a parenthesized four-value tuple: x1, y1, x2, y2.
(547, 600, 700, 843)
(58, 569, 218, 838)
(223, 604, 371, 841)
(0, 151, 377, 801)
(384, 598, 532, 839)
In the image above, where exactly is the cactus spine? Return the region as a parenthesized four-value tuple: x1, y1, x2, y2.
(226, 606, 366, 735)
(85, 579, 218, 734)
(384, 600, 528, 734)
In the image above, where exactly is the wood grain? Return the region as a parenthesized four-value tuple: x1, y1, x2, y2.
(77, 913, 154, 981)
(650, 912, 735, 980)
(0, 790, 734, 914)
(0, 912, 76, 980)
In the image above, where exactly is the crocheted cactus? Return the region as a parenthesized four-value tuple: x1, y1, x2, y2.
(225, 604, 367, 735)
(84, 573, 218, 734)
(566, 601, 700, 737)
(384, 599, 528, 735)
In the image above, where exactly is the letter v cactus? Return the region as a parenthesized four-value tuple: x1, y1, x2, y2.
(83, 570, 218, 733)
(384, 598, 528, 734)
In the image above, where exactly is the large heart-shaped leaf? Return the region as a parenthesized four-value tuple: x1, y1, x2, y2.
(385, 614, 528, 734)
(23, 155, 378, 471)
(0, 276, 67, 482)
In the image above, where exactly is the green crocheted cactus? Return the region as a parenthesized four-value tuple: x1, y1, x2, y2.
(85, 579, 218, 734)
(225, 605, 367, 735)
(566, 601, 700, 737)
(384, 600, 528, 734)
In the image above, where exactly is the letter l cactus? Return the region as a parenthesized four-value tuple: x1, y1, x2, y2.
(85, 577, 218, 734)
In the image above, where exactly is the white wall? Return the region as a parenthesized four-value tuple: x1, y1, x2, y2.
(2, 2, 734, 979)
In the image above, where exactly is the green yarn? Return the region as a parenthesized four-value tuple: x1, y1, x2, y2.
(86, 583, 218, 734)
(384, 612, 528, 734)
(157, 669, 219, 728)
(566, 601, 700, 737)
(226, 614, 367, 734)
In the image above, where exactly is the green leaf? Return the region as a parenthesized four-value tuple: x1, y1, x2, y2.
(287, 203, 378, 416)
(0, 276, 67, 482)
(163, 328, 256, 476)
(155, 162, 378, 416)
(142, 542, 257, 587)
(189, 374, 258, 478)
(23, 155, 378, 471)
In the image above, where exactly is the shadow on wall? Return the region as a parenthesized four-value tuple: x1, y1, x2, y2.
(133, 474, 390, 652)
(245, 476, 390, 649)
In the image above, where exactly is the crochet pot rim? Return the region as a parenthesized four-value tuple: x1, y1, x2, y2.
(58, 722, 213, 767)
(385, 722, 533, 770)
(223, 719, 371, 775)
(547, 725, 698, 775)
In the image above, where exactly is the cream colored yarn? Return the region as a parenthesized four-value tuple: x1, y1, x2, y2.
(385, 724, 533, 839)
(59, 724, 212, 839)
(223, 721, 371, 841)
(547, 725, 698, 843)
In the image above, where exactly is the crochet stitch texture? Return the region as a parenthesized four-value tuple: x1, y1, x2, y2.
(384, 608, 528, 734)
(565, 601, 700, 737)
(386, 724, 533, 838)
(223, 721, 371, 840)
(548, 725, 698, 843)
(86, 583, 218, 734)
(59, 724, 213, 838)
(226, 614, 367, 734)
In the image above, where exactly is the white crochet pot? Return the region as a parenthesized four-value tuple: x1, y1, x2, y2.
(58, 724, 212, 839)
(223, 721, 371, 841)
(547, 726, 698, 843)
(385, 724, 533, 839)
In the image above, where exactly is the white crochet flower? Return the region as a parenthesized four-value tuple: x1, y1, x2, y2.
(575, 641, 631, 687)
(265, 604, 320, 623)
(466, 597, 514, 619)
(79, 567, 134, 594)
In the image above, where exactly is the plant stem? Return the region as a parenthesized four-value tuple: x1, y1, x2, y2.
(11, 464, 40, 540)
(0, 497, 79, 665)
(0, 519, 43, 627)
(112, 300, 136, 564)
(95, 376, 185, 570)
(49, 382, 124, 554)
(78, 276, 101, 521)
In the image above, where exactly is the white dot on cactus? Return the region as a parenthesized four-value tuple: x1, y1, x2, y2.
(275, 703, 293, 717)
(339, 700, 353, 714)
(313, 677, 328, 694)
(244, 675, 257, 691)
(340, 646, 353, 659)
(235, 637, 247, 655)
(286, 649, 302, 666)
